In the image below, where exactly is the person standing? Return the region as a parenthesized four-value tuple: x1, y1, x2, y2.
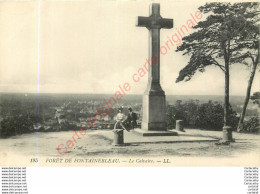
(127, 107, 137, 129)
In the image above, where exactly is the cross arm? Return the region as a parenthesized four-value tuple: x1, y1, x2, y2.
(136, 16, 151, 28)
(136, 16, 173, 29)
(159, 18, 173, 29)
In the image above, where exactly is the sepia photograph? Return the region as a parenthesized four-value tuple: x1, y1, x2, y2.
(0, 0, 259, 166)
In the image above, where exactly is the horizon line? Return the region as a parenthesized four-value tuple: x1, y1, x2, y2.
(0, 92, 247, 97)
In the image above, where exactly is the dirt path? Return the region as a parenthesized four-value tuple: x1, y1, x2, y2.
(0, 129, 259, 166)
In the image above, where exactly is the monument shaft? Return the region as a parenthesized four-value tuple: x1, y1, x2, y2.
(136, 3, 173, 131)
(145, 28, 164, 94)
(150, 29, 160, 83)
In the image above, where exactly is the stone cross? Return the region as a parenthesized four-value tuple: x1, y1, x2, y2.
(137, 3, 173, 95)
(136, 3, 173, 132)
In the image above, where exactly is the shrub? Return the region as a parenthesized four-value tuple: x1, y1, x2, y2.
(166, 100, 239, 131)
(241, 117, 260, 133)
(0, 115, 33, 138)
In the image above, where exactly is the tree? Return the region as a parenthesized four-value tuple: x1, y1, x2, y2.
(175, 2, 258, 141)
(233, 4, 259, 132)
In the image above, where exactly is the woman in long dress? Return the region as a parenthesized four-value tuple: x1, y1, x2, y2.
(114, 108, 129, 132)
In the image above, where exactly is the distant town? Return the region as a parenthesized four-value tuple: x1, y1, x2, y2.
(0, 93, 143, 135)
(48, 98, 142, 131)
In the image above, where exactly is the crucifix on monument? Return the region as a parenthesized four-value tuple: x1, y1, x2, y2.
(135, 3, 176, 136)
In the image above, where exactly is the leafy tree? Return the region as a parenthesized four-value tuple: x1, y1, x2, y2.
(175, 3, 258, 140)
(182, 100, 200, 126)
(250, 92, 260, 107)
(197, 102, 238, 130)
(197, 101, 223, 130)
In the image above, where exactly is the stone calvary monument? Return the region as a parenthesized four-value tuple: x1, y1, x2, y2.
(135, 3, 176, 136)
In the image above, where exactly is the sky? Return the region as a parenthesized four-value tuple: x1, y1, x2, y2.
(0, 0, 259, 96)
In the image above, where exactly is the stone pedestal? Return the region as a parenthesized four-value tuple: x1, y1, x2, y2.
(113, 129, 124, 146)
(176, 120, 185, 132)
(222, 126, 234, 142)
(133, 129, 178, 137)
(141, 93, 167, 131)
